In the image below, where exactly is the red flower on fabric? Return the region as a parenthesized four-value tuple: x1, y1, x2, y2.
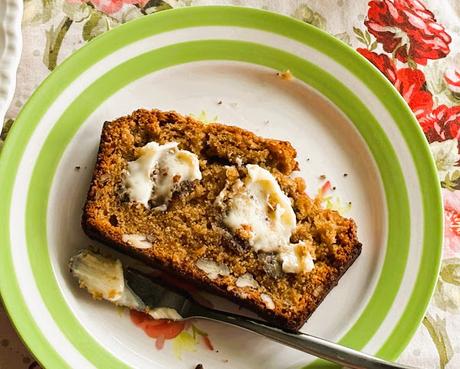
(358, 49, 433, 119)
(357, 48, 397, 83)
(393, 68, 433, 119)
(67, 0, 148, 14)
(419, 105, 460, 143)
(365, 0, 451, 65)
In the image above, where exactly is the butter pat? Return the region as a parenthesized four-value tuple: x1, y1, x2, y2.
(123, 141, 201, 208)
(69, 250, 145, 311)
(70, 250, 182, 318)
(223, 164, 296, 253)
(70, 250, 124, 302)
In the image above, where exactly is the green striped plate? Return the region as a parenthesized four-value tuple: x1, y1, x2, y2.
(0, 6, 442, 369)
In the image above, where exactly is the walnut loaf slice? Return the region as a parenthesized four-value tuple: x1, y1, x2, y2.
(82, 109, 362, 331)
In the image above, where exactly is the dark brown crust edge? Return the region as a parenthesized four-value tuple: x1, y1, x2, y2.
(82, 213, 361, 331)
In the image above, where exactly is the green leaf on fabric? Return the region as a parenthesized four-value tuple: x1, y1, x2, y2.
(0, 119, 15, 152)
(435, 280, 460, 313)
(294, 5, 327, 30)
(62, 1, 92, 22)
(446, 90, 460, 104)
(144, 0, 173, 14)
(407, 58, 418, 69)
(441, 170, 460, 191)
(364, 30, 371, 44)
(0, 119, 14, 141)
(356, 36, 367, 45)
(440, 258, 460, 286)
(353, 27, 376, 49)
(423, 313, 454, 369)
(83, 11, 110, 42)
(43, 16, 73, 71)
(434, 259, 460, 315)
(353, 27, 368, 46)
(353, 27, 363, 37)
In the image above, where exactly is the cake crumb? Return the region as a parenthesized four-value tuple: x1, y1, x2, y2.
(277, 69, 293, 80)
(319, 175, 326, 180)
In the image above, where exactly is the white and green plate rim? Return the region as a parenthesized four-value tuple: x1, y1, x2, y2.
(0, 6, 443, 369)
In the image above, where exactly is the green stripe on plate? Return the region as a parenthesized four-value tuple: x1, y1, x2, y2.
(0, 6, 442, 369)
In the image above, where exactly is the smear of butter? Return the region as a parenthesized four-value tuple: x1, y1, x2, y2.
(223, 164, 296, 253)
(70, 250, 182, 317)
(123, 141, 201, 208)
(221, 164, 315, 274)
(70, 250, 145, 312)
(70, 250, 125, 302)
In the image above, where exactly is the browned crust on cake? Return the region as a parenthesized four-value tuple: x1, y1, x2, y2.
(83, 218, 360, 330)
(82, 108, 362, 331)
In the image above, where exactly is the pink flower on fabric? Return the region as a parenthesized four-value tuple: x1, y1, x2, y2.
(444, 54, 460, 94)
(365, 0, 451, 65)
(66, 0, 148, 14)
(442, 188, 460, 258)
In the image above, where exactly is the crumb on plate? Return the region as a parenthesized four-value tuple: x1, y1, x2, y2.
(276, 69, 293, 80)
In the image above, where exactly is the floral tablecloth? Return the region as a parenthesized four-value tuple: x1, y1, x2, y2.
(1, 0, 459, 368)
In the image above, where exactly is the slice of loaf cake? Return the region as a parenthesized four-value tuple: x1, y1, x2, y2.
(82, 109, 361, 331)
